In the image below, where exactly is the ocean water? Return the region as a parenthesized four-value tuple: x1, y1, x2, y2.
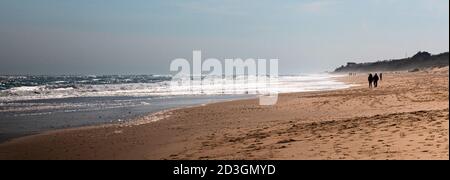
(0, 74, 351, 142)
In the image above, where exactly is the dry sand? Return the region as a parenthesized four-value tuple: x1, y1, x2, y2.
(0, 67, 448, 160)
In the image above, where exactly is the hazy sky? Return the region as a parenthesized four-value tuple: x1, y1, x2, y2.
(0, 0, 448, 75)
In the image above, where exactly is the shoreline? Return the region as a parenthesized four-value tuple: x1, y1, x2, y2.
(0, 94, 256, 143)
(0, 89, 346, 145)
(0, 95, 258, 144)
(0, 74, 349, 144)
(0, 68, 448, 160)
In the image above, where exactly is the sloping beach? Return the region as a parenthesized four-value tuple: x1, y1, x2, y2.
(0, 67, 448, 160)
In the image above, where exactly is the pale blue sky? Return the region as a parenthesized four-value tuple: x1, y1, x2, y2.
(0, 0, 448, 74)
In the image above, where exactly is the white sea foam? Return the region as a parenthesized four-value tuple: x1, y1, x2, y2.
(0, 74, 352, 102)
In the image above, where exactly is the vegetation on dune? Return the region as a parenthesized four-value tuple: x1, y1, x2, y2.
(334, 51, 449, 73)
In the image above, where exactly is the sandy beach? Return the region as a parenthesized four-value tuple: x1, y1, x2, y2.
(0, 67, 448, 160)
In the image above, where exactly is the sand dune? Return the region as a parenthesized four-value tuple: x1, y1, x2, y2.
(0, 68, 448, 160)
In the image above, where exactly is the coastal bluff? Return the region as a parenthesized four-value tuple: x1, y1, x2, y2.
(334, 51, 449, 73)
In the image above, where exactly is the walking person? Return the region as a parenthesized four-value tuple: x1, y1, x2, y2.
(380, 73, 383, 81)
(373, 73, 379, 88)
(368, 73, 373, 88)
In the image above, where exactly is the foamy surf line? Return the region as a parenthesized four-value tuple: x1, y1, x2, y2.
(0, 74, 351, 102)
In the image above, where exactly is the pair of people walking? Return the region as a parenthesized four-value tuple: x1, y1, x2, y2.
(368, 73, 382, 88)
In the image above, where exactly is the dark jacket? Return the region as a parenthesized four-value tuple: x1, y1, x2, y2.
(373, 74, 379, 81)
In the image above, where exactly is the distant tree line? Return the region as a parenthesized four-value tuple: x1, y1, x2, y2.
(334, 51, 449, 73)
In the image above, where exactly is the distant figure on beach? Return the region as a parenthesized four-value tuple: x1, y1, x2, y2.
(380, 73, 383, 81)
(373, 73, 379, 88)
(368, 73, 373, 88)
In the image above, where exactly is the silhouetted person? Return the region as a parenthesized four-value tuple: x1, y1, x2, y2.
(373, 73, 379, 88)
(380, 73, 383, 81)
(368, 73, 373, 88)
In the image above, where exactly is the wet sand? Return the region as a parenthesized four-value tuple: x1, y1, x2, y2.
(0, 67, 448, 160)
